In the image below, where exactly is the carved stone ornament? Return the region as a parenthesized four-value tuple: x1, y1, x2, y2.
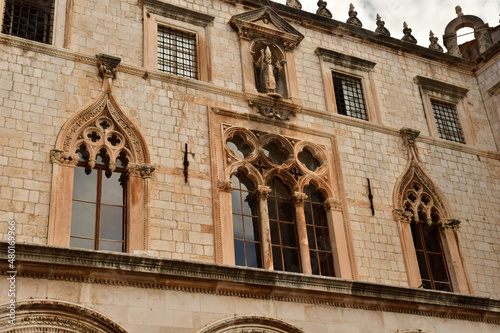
(393, 209, 413, 224)
(127, 163, 156, 178)
(324, 197, 342, 211)
(346, 3, 362, 27)
(401, 22, 417, 44)
(50, 149, 78, 166)
(396, 330, 430, 333)
(292, 191, 308, 204)
(400, 127, 420, 148)
(439, 218, 461, 231)
(255, 185, 272, 199)
(375, 14, 391, 37)
(229, 7, 304, 50)
(286, 0, 302, 10)
(97, 53, 121, 79)
(316, 0, 332, 19)
(248, 97, 300, 121)
(428, 30, 444, 52)
(218, 179, 233, 192)
(0, 300, 128, 333)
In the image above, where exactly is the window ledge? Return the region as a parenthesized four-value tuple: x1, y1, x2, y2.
(142, 0, 214, 27)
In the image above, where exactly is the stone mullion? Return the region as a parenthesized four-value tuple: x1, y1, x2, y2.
(293, 192, 311, 275)
(218, 180, 235, 265)
(255, 185, 273, 270)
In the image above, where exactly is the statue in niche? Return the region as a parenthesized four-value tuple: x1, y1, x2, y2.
(254, 46, 284, 96)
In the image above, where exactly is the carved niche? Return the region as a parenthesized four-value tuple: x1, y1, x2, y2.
(229, 7, 304, 101)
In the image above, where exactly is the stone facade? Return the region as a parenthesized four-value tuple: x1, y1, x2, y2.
(0, 0, 499, 332)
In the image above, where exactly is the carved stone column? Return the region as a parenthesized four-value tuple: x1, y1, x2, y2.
(47, 150, 78, 247)
(255, 185, 273, 270)
(218, 180, 235, 265)
(323, 198, 352, 278)
(392, 209, 421, 287)
(293, 192, 311, 274)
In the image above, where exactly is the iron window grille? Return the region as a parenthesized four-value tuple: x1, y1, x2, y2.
(431, 100, 465, 144)
(157, 26, 198, 79)
(332, 72, 368, 120)
(2, 0, 54, 44)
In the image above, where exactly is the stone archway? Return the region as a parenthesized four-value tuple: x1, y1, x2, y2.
(0, 300, 128, 333)
(197, 315, 305, 333)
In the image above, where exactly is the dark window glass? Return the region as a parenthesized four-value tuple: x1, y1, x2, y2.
(70, 155, 127, 252)
(157, 26, 197, 79)
(411, 220, 452, 291)
(263, 141, 288, 165)
(226, 135, 252, 159)
(268, 177, 300, 273)
(298, 148, 321, 172)
(431, 100, 465, 144)
(332, 72, 368, 120)
(231, 170, 262, 268)
(2, 0, 54, 44)
(303, 184, 334, 277)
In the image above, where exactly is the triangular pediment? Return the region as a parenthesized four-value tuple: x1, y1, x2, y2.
(229, 7, 303, 49)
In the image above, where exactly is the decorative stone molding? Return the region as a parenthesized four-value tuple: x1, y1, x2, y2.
(396, 330, 430, 333)
(487, 81, 500, 96)
(248, 96, 301, 121)
(49, 149, 78, 166)
(315, 48, 376, 72)
(286, 0, 302, 10)
(316, 0, 332, 19)
(97, 53, 121, 79)
(346, 3, 362, 28)
(218, 180, 233, 192)
(0, 300, 128, 333)
(229, 7, 304, 49)
(393, 209, 413, 224)
(127, 163, 156, 178)
(197, 316, 305, 333)
(375, 14, 390, 37)
(292, 191, 308, 204)
(439, 218, 461, 231)
(401, 22, 417, 44)
(142, 0, 214, 27)
(429, 31, 444, 53)
(400, 128, 420, 148)
(413, 76, 469, 99)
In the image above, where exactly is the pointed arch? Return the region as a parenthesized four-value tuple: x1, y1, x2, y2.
(48, 90, 154, 253)
(0, 300, 128, 333)
(393, 159, 472, 293)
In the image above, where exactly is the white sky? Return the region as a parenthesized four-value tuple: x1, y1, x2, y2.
(275, 0, 499, 48)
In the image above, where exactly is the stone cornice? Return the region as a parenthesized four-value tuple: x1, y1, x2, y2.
(141, 0, 215, 27)
(414, 75, 469, 99)
(1, 33, 498, 161)
(316, 47, 376, 72)
(1, 243, 500, 324)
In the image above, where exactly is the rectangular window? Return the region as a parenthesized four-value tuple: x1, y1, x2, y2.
(332, 72, 368, 120)
(157, 26, 198, 79)
(2, 0, 55, 44)
(431, 100, 465, 144)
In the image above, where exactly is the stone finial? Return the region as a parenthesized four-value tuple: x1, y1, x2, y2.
(97, 53, 121, 79)
(429, 30, 444, 52)
(346, 3, 363, 28)
(456, 5, 463, 17)
(375, 14, 390, 36)
(401, 22, 418, 44)
(316, 0, 332, 19)
(286, 0, 302, 10)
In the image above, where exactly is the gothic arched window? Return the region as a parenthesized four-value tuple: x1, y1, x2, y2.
(231, 170, 262, 268)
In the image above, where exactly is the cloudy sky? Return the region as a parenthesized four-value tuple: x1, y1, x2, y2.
(275, 0, 499, 48)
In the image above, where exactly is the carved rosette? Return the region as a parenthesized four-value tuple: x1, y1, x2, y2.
(50, 149, 78, 166)
(218, 180, 233, 192)
(127, 163, 156, 178)
(439, 218, 461, 231)
(393, 209, 413, 224)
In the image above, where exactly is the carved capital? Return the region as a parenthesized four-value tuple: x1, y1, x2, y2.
(218, 180, 233, 192)
(127, 163, 155, 178)
(292, 192, 307, 204)
(393, 209, 413, 224)
(439, 218, 461, 231)
(324, 198, 342, 211)
(50, 149, 78, 166)
(255, 185, 272, 199)
(97, 53, 121, 79)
